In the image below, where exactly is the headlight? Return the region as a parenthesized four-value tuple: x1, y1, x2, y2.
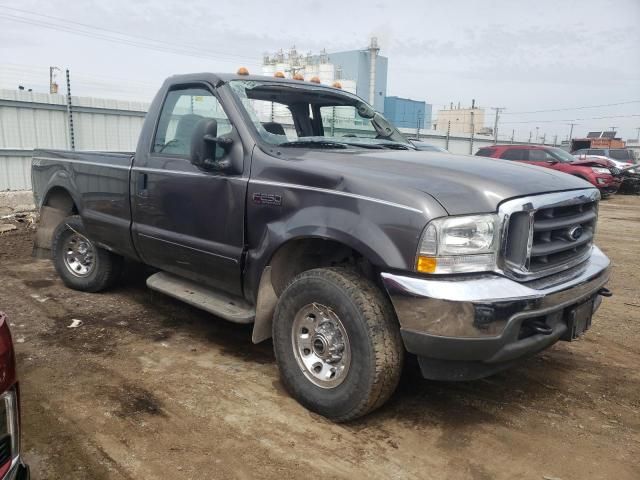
(416, 214, 498, 274)
(591, 167, 610, 174)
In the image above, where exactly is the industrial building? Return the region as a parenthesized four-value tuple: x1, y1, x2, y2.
(384, 96, 431, 130)
(262, 38, 387, 113)
(434, 102, 486, 134)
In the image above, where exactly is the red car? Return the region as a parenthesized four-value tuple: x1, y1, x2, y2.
(476, 145, 621, 195)
(0, 314, 29, 480)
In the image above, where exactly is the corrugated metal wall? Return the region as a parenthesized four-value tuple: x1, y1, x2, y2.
(0, 89, 148, 190)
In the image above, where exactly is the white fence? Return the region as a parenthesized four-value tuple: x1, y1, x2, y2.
(0, 88, 551, 191)
(0, 89, 147, 190)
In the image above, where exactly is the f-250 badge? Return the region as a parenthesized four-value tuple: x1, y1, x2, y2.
(252, 192, 282, 206)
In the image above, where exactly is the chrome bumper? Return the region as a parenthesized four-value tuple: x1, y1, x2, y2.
(381, 247, 610, 377)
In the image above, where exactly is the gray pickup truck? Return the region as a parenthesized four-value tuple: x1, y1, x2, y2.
(31, 72, 611, 421)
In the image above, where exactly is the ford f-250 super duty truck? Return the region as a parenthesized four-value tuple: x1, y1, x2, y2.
(31, 71, 612, 421)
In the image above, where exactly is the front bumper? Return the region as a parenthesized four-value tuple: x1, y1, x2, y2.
(382, 246, 611, 380)
(594, 175, 621, 194)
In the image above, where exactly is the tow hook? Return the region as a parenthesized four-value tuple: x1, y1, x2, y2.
(598, 287, 613, 298)
(529, 320, 553, 336)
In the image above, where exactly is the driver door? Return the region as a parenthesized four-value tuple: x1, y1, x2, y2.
(130, 85, 246, 296)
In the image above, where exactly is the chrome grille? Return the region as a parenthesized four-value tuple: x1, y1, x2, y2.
(499, 189, 600, 280)
(530, 201, 597, 272)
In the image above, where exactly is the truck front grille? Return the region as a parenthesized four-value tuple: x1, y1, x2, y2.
(530, 201, 597, 272)
(500, 189, 599, 280)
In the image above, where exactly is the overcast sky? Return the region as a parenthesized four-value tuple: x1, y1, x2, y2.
(1, 0, 639, 141)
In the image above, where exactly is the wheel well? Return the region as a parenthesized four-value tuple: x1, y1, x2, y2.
(43, 187, 77, 214)
(269, 238, 376, 296)
(33, 187, 78, 258)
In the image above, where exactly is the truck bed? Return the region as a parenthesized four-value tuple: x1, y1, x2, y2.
(32, 149, 137, 259)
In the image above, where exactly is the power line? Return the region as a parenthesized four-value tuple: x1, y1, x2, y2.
(0, 11, 262, 66)
(500, 114, 640, 125)
(0, 6, 262, 64)
(501, 100, 640, 115)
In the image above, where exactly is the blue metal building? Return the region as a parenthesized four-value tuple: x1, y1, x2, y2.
(326, 50, 388, 113)
(384, 96, 432, 130)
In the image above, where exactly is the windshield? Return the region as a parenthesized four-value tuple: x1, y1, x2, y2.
(609, 150, 633, 161)
(229, 80, 413, 150)
(547, 147, 577, 163)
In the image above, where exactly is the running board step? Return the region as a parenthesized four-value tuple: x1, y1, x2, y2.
(146, 272, 255, 324)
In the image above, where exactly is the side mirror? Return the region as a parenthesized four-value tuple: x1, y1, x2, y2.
(190, 119, 234, 171)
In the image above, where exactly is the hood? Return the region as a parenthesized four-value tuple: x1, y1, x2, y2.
(283, 149, 595, 215)
(570, 157, 612, 168)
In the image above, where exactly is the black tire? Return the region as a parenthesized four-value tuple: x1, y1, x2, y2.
(272, 267, 404, 422)
(51, 215, 123, 292)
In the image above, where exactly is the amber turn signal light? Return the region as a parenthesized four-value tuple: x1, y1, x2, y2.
(416, 256, 437, 273)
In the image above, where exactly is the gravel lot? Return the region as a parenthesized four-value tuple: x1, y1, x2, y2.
(0, 196, 638, 480)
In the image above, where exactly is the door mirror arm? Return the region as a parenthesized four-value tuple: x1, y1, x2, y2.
(204, 135, 233, 146)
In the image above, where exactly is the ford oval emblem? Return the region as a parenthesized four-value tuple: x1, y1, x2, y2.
(568, 226, 584, 241)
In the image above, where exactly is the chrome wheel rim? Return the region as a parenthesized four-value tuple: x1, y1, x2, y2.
(62, 233, 95, 277)
(291, 303, 351, 389)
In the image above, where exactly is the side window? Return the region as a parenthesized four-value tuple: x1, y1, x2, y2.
(528, 149, 554, 161)
(501, 149, 525, 160)
(475, 148, 494, 157)
(590, 149, 606, 156)
(153, 87, 231, 156)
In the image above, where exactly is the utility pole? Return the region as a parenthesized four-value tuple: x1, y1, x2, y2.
(635, 127, 640, 141)
(535, 126, 540, 142)
(445, 121, 451, 150)
(567, 122, 577, 141)
(416, 111, 423, 139)
(469, 111, 475, 154)
(528, 131, 532, 144)
(541, 133, 546, 145)
(511, 129, 515, 144)
(553, 134, 558, 146)
(491, 107, 505, 145)
(49, 66, 61, 94)
(65, 69, 75, 150)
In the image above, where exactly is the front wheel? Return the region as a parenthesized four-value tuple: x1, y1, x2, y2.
(51, 215, 123, 292)
(272, 268, 404, 422)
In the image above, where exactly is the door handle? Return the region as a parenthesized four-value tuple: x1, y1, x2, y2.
(137, 172, 148, 193)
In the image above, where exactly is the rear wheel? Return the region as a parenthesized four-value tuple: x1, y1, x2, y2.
(52, 215, 123, 292)
(272, 267, 403, 422)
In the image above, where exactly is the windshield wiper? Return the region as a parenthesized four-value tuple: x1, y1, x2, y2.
(279, 140, 350, 149)
(339, 142, 386, 149)
(378, 143, 413, 150)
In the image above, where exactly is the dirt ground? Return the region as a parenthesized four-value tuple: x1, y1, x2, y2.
(0, 196, 638, 480)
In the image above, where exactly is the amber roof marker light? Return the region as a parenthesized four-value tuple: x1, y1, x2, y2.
(332, 81, 342, 89)
(274, 71, 285, 78)
(310, 76, 321, 84)
(237, 67, 250, 75)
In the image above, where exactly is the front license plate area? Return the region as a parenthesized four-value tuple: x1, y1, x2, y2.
(562, 298, 594, 341)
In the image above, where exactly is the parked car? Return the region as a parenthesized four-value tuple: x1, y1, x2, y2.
(572, 148, 637, 168)
(617, 164, 640, 195)
(31, 72, 611, 421)
(408, 140, 449, 153)
(0, 313, 29, 480)
(475, 145, 621, 195)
